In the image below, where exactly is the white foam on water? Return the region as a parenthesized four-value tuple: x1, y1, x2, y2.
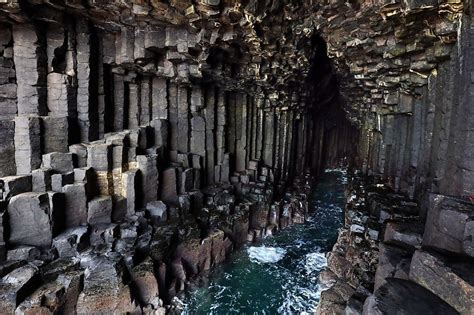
(304, 252, 327, 274)
(247, 246, 287, 264)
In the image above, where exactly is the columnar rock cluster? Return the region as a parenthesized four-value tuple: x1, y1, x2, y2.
(0, 0, 324, 313)
(318, 173, 474, 314)
(0, 0, 473, 313)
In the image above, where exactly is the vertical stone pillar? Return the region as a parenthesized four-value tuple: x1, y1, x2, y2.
(137, 154, 158, 207)
(140, 77, 151, 126)
(0, 25, 17, 121)
(113, 73, 125, 131)
(168, 83, 178, 151)
(263, 108, 275, 167)
(255, 98, 265, 161)
(128, 82, 140, 129)
(42, 116, 68, 153)
(190, 116, 206, 157)
(235, 93, 247, 172)
(177, 85, 189, 152)
(12, 24, 47, 116)
(152, 77, 168, 120)
(204, 87, 216, 184)
(116, 26, 134, 65)
(249, 96, 257, 160)
(226, 92, 236, 155)
(97, 37, 106, 139)
(77, 21, 98, 142)
(216, 89, 226, 165)
(14, 116, 41, 174)
(0, 120, 16, 177)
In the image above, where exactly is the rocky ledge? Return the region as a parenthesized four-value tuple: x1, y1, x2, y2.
(318, 173, 474, 315)
(0, 154, 312, 314)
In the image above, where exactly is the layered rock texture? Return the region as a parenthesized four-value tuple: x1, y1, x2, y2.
(0, 0, 472, 314)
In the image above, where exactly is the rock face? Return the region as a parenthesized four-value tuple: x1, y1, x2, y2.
(0, 0, 472, 313)
(7, 192, 54, 248)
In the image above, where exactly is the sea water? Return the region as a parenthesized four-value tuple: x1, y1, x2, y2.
(182, 170, 346, 314)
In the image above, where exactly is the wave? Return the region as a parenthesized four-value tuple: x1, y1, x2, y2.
(247, 246, 287, 264)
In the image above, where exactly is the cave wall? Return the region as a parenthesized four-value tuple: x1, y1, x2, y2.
(0, 0, 471, 313)
(0, 16, 316, 235)
(362, 13, 474, 204)
(0, 2, 329, 310)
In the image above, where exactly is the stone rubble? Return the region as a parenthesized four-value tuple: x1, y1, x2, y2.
(318, 173, 474, 315)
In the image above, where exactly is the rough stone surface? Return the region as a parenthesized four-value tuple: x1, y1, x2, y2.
(88, 195, 112, 225)
(409, 249, 474, 314)
(7, 192, 52, 247)
(363, 279, 458, 315)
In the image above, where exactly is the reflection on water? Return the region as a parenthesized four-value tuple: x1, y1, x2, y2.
(182, 170, 346, 314)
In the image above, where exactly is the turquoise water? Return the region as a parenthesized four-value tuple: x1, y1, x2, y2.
(182, 170, 346, 314)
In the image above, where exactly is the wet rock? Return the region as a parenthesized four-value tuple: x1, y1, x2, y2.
(363, 278, 458, 315)
(15, 281, 65, 314)
(374, 243, 411, 290)
(409, 249, 474, 314)
(52, 226, 89, 258)
(7, 246, 41, 261)
(0, 260, 27, 279)
(41, 257, 80, 282)
(317, 281, 355, 315)
(0, 264, 40, 313)
(77, 254, 137, 313)
(55, 270, 84, 314)
(131, 257, 161, 308)
(146, 200, 168, 225)
(424, 194, 474, 257)
(383, 220, 423, 250)
(327, 251, 351, 279)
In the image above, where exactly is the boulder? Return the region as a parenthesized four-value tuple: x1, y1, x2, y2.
(423, 194, 474, 257)
(374, 243, 412, 290)
(62, 183, 88, 227)
(0, 265, 40, 313)
(383, 220, 423, 250)
(131, 257, 161, 308)
(52, 226, 89, 258)
(42, 152, 74, 173)
(1, 175, 32, 197)
(76, 254, 136, 313)
(363, 278, 458, 315)
(7, 192, 53, 247)
(88, 195, 113, 225)
(409, 249, 474, 314)
(15, 281, 66, 314)
(146, 201, 168, 225)
(31, 168, 53, 192)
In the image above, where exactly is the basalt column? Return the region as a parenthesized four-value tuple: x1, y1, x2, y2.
(0, 0, 472, 314)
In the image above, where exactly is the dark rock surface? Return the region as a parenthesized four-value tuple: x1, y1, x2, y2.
(363, 278, 458, 315)
(0, 0, 472, 313)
